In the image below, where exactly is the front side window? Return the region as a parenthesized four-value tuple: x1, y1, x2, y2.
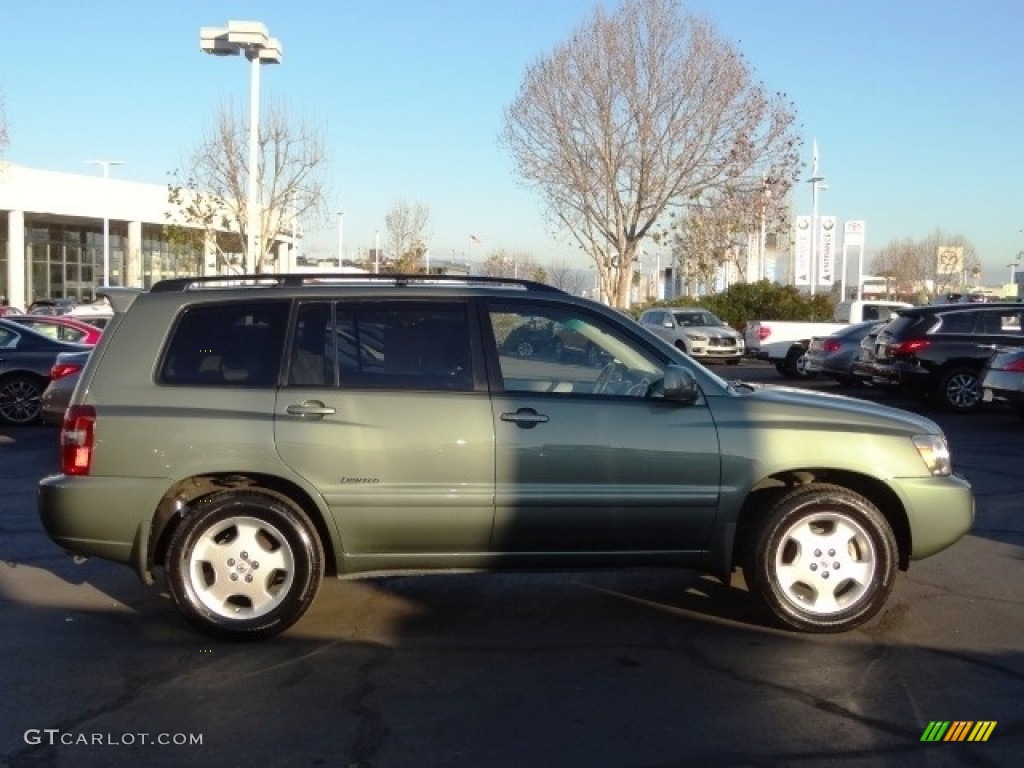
(160, 301, 290, 387)
(488, 302, 663, 397)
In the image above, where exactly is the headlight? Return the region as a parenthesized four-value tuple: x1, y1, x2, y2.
(912, 434, 952, 477)
(686, 333, 708, 342)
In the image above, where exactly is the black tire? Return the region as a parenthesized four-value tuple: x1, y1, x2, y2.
(935, 367, 982, 412)
(166, 489, 324, 639)
(0, 374, 45, 426)
(785, 345, 818, 380)
(744, 484, 897, 633)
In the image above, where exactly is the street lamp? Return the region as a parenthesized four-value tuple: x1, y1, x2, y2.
(200, 21, 282, 275)
(337, 211, 344, 268)
(86, 160, 125, 288)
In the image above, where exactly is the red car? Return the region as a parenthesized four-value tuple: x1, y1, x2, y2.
(6, 315, 104, 345)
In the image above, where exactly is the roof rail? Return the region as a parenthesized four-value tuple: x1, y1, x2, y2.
(150, 273, 564, 294)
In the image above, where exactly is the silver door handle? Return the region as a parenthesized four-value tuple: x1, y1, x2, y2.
(286, 401, 336, 417)
(500, 408, 549, 427)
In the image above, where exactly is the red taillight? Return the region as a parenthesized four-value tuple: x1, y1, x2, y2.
(757, 326, 771, 341)
(50, 362, 84, 380)
(890, 339, 931, 356)
(61, 405, 96, 476)
(1003, 358, 1024, 373)
(824, 339, 841, 354)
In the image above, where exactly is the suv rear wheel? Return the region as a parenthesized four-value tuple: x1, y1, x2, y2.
(744, 484, 896, 633)
(935, 367, 982, 412)
(166, 489, 324, 639)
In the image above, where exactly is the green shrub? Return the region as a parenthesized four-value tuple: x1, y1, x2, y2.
(634, 281, 838, 332)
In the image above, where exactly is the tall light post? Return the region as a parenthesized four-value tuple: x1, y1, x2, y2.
(86, 160, 125, 288)
(807, 140, 826, 296)
(200, 21, 282, 275)
(337, 211, 345, 268)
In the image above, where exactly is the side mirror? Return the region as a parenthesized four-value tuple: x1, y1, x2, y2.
(661, 364, 699, 404)
(662, 320, 674, 328)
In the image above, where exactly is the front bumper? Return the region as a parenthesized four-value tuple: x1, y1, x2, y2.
(892, 473, 974, 560)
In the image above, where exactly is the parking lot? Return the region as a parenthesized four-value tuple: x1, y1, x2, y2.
(2, 361, 1022, 767)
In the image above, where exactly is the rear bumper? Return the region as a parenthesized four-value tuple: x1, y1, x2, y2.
(38, 474, 163, 578)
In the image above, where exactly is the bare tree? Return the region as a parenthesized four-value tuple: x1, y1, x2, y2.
(502, 0, 800, 307)
(0, 89, 9, 158)
(872, 230, 980, 301)
(546, 260, 587, 295)
(383, 200, 430, 273)
(480, 249, 537, 279)
(166, 99, 329, 273)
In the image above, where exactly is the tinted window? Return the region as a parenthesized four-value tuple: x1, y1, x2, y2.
(288, 301, 473, 392)
(160, 301, 290, 387)
(935, 311, 978, 334)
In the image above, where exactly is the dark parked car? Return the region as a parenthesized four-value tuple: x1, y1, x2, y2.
(872, 303, 1024, 411)
(40, 350, 90, 426)
(7, 314, 103, 345)
(502, 315, 605, 365)
(805, 320, 885, 386)
(980, 346, 1024, 417)
(0, 318, 91, 425)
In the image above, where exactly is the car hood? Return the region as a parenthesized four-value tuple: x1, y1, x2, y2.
(726, 382, 943, 436)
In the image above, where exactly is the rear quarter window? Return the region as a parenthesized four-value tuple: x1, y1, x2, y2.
(159, 300, 290, 387)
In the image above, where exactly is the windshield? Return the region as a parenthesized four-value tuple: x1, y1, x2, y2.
(672, 311, 724, 328)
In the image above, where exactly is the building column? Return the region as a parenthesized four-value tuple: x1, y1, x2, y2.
(126, 220, 143, 287)
(203, 233, 218, 276)
(5, 209, 26, 310)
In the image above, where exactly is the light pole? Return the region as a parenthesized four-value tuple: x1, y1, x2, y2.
(86, 160, 125, 288)
(200, 21, 282, 275)
(337, 211, 344, 268)
(807, 140, 825, 296)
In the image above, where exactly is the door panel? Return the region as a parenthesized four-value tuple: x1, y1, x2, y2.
(485, 301, 721, 553)
(275, 300, 495, 555)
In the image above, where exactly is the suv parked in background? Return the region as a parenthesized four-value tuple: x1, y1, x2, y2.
(39, 274, 973, 639)
(872, 302, 1024, 411)
(638, 307, 744, 364)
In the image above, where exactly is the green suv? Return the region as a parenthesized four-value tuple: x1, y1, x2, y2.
(39, 275, 973, 638)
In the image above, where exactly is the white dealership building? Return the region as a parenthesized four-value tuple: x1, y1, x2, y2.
(0, 163, 294, 311)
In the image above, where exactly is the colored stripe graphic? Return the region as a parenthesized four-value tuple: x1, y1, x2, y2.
(920, 720, 997, 742)
(968, 722, 997, 742)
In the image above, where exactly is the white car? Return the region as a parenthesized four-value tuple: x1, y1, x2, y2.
(639, 307, 744, 364)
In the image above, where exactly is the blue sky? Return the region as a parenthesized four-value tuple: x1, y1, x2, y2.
(2, 0, 1022, 282)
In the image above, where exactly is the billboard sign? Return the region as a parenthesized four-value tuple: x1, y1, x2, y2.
(794, 216, 811, 286)
(818, 216, 836, 286)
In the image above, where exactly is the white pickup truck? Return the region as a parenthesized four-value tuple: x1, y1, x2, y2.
(745, 300, 912, 378)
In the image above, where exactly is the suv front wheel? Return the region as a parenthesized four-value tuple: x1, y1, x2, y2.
(745, 484, 897, 633)
(166, 489, 324, 639)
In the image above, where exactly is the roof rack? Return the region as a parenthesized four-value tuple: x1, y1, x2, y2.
(150, 272, 564, 294)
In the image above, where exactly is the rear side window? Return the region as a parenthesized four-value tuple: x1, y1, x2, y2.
(160, 301, 290, 387)
(287, 301, 473, 392)
(935, 311, 979, 334)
